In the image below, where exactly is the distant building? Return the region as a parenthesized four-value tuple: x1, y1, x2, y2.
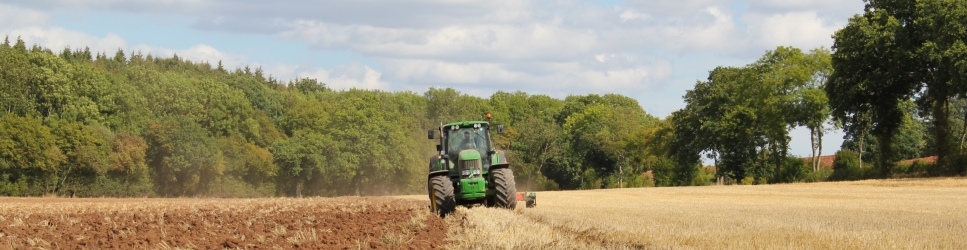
(800, 155, 938, 169)
(801, 155, 836, 169)
(896, 156, 937, 165)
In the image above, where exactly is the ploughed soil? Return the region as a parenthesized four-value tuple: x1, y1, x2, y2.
(0, 197, 446, 249)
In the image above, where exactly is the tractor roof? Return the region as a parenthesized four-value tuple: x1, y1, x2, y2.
(442, 121, 490, 127)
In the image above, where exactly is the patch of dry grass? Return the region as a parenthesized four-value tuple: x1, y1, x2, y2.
(444, 177, 967, 249)
(443, 206, 599, 249)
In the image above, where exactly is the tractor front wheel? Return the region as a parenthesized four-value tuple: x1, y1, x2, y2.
(429, 175, 456, 217)
(492, 168, 517, 209)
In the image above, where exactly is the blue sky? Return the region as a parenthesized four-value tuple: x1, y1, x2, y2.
(0, 0, 866, 159)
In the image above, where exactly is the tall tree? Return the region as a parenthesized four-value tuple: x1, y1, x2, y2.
(48, 120, 111, 193)
(144, 116, 223, 196)
(674, 47, 828, 183)
(915, 0, 967, 173)
(270, 131, 332, 197)
(0, 115, 65, 194)
(799, 48, 834, 171)
(827, 6, 913, 175)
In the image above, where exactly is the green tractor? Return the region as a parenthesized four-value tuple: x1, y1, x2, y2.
(426, 114, 516, 217)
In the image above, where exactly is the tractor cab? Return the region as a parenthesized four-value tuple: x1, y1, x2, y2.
(443, 122, 494, 176)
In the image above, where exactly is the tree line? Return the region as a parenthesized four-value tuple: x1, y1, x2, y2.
(670, 0, 967, 184)
(2, 0, 964, 197)
(0, 36, 694, 197)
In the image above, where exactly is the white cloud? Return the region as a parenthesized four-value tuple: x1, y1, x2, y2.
(619, 9, 651, 22)
(384, 59, 515, 84)
(0, 0, 865, 97)
(0, 3, 49, 29)
(130, 44, 249, 69)
(179, 44, 247, 67)
(749, 0, 860, 13)
(299, 63, 389, 90)
(124, 44, 385, 91)
(280, 21, 602, 62)
(1, 3, 127, 53)
(0, 2, 379, 92)
(748, 11, 841, 49)
(383, 57, 672, 95)
(660, 7, 739, 52)
(6, 26, 128, 54)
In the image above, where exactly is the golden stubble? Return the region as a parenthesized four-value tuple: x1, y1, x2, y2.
(441, 177, 967, 249)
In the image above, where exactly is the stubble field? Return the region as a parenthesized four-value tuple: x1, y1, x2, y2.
(437, 177, 967, 249)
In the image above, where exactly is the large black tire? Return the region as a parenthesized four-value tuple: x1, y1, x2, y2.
(492, 168, 517, 209)
(429, 175, 456, 217)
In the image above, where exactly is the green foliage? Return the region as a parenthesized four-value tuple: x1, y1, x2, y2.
(108, 132, 150, 184)
(842, 100, 926, 169)
(144, 116, 223, 196)
(777, 156, 810, 183)
(47, 120, 112, 193)
(829, 0, 967, 174)
(219, 136, 277, 190)
(207, 176, 274, 198)
(649, 157, 677, 187)
(674, 47, 833, 184)
(945, 153, 967, 176)
(270, 131, 334, 197)
(740, 177, 755, 185)
(694, 166, 715, 186)
(69, 175, 154, 197)
(802, 168, 834, 183)
(0, 40, 707, 197)
(25, 32, 950, 196)
(509, 116, 563, 190)
(892, 159, 934, 178)
(830, 150, 876, 181)
(560, 95, 659, 189)
(0, 115, 64, 195)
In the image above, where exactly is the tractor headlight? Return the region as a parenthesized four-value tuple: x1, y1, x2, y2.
(460, 158, 483, 177)
(461, 169, 481, 176)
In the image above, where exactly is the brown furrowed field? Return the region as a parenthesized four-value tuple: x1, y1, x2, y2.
(0, 197, 445, 249)
(433, 177, 967, 249)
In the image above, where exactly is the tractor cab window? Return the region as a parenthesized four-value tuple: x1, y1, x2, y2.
(446, 126, 490, 161)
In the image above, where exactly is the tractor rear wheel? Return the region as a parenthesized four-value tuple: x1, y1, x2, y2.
(429, 175, 456, 217)
(492, 168, 517, 209)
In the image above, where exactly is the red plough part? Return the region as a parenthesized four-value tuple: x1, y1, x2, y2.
(516, 192, 537, 208)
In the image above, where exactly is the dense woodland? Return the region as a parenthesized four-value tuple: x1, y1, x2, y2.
(0, 36, 678, 197)
(1, 0, 966, 197)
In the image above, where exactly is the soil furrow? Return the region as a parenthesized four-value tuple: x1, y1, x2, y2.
(0, 197, 447, 249)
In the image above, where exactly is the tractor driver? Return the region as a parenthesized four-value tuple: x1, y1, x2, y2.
(459, 131, 477, 150)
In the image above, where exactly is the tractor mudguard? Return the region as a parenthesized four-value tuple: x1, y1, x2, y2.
(490, 150, 510, 170)
(428, 170, 449, 178)
(428, 155, 447, 172)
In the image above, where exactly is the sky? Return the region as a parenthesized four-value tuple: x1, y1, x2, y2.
(0, 0, 867, 160)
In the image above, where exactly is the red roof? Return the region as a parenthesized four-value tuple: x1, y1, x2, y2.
(801, 155, 836, 169)
(896, 156, 937, 165)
